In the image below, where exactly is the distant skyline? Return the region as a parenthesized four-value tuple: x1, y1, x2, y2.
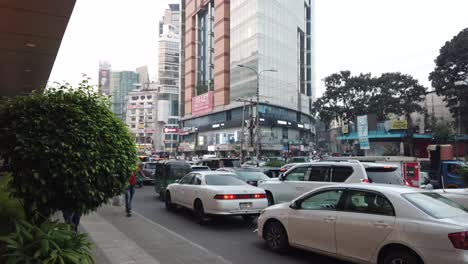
(49, 0, 468, 97)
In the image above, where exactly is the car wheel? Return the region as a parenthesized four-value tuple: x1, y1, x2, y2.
(383, 249, 421, 264)
(264, 221, 289, 253)
(266, 192, 274, 206)
(194, 200, 206, 224)
(241, 215, 255, 223)
(165, 192, 175, 211)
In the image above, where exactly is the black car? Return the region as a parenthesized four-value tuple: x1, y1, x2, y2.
(216, 167, 269, 186)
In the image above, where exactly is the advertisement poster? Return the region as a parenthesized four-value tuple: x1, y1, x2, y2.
(98, 69, 110, 95)
(192, 91, 213, 116)
(357, 115, 370, 150)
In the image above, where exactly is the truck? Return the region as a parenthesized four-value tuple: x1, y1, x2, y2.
(426, 144, 467, 189)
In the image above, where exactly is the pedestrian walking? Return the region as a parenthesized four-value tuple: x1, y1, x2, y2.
(125, 171, 137, 217)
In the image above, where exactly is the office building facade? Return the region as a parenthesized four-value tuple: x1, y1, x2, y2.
(109, 70, 139, 121)
(179, 0, 315, 156)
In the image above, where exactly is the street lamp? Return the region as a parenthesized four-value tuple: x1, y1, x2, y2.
(237, 64, 277, 159)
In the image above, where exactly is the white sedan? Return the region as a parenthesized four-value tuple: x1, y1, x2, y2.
(433, 188, 468, 209)
(165, 171, 268, 223)
(257, 183, 468, 264)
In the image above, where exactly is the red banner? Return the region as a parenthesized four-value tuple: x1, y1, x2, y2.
(191, 91, 213, 116)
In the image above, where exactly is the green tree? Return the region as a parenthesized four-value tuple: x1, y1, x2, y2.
(432, 121, 454, 143)
(429, 28, 468, 134)
(0, 81, 137, 223)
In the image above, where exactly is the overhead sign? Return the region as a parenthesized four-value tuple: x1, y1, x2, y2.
(357, 115, 370, 150)
(389, 120, 408, 130)
(192, 91, 213, 117)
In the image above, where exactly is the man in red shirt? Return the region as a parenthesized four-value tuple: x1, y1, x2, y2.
(125, 171, 137, 217)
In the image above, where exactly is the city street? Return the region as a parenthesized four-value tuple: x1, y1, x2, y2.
(130, 186, 349, 264)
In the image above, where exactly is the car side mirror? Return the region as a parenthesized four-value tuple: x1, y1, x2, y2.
(175, 179, 180, 183)
(279, 174, 286, 181)
(289, 200, 301, 210)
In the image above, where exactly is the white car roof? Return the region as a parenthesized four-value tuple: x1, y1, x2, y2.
(317, 183, 424, 194)
(191, 171, 236, 176)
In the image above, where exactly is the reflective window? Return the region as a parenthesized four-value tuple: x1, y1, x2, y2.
(301, 190, 344, 210)
(286, 166, 309, 181)
(343, 190, 395, 216)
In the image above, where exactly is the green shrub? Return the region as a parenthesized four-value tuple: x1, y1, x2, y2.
(0, 220, 94, 264)
(0, 81, 137, 223)
(0, 174, 24, 237)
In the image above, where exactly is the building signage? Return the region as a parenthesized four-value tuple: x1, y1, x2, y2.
(98, 69, 110, 95)
(342, 124, 349, 134)
(389, 120, 408, 130)
(163, 127, 179, 133)
(357, 115, 370, 150)
(192, 91, 213, 116)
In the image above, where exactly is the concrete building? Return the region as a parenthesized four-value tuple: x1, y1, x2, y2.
(109, 71, 139, 121)
(126, 87, 158, 154)
(159, 4, 180, 35)
(179, 0, 316, 156)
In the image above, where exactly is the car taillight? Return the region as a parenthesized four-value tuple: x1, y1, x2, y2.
(448, 232, 468, 250)
(214, 193, 266, 200)
(361, 179, 370, 183)
(279, 168, 286, 172)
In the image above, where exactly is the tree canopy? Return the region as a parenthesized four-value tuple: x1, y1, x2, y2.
(0, 81, 137, 222)
(312, 71, 427, 125)
(429, 28, 468, 133)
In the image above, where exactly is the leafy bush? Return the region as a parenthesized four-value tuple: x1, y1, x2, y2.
(0, 220, 94, 264)
(0, 81, 137, 222)
(0, 174, 24, 237)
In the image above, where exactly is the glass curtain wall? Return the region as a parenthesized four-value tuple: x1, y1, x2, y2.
(196, 0, 214, 95)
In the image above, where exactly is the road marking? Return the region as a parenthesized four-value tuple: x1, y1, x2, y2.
(132, 211, 233, 264)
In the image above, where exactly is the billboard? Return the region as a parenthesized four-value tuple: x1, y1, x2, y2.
(98, 69, 110, 95)
(357, 115, 370, 150)
(192, 91, 213, 117)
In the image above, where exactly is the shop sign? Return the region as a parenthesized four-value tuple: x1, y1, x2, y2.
(192, 91, 213, 116)
(342, 124, 349, 134)
(390, 120, 408, 130)
(163, 127, 179, 133)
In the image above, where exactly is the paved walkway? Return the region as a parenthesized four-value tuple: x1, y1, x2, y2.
(81, 205, 231, 264)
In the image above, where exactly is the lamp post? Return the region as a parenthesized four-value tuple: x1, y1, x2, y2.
(235, 98, 247, 163)
(237, 65, 277, 159)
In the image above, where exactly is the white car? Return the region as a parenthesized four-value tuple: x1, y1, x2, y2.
(258, 161, 406, 205)
(165, 171, 268, 223)
(257, 184, 468, 264)
(433, 188, 468, 209)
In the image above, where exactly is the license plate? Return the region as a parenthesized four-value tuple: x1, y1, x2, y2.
(239, 202, 252, 209)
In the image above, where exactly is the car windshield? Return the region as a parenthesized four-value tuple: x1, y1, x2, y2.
(147, 164, 157, 169)
(192, 166, 210, 171)
(235, 170, 269, 181)
(366, 167, 404, 185)
(205, 175, 247, 185)
(221, 159, 240, 167)
(403, 192, 468, 219)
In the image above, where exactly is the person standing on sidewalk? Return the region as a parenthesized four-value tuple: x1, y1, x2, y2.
(125, 171, 137, 217)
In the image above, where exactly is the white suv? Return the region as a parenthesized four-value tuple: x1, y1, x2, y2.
(258, 160, 402, 205)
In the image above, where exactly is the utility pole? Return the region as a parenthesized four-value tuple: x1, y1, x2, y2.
(237, 65, 277, 159)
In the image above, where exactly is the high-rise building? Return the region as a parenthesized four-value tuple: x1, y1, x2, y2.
(152, 3, 182, 154)
(136, 66, 149, 89)
(159, 4, 180, 35)
(109, 71, 139, 121)
(179, 0, 316, 156)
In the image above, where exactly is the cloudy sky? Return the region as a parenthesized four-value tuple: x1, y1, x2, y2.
(49, 0, 468, 97)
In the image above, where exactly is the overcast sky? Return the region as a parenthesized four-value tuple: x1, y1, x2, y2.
(49, 0, 468, 97)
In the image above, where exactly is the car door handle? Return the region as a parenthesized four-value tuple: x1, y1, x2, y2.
(323, 216, 336, 223)
(374, 221, 390, 228)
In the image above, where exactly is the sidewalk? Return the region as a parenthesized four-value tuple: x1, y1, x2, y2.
(81, 205, 231, 264)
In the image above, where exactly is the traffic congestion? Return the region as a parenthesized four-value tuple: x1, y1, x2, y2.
(135, 144, 468, 264)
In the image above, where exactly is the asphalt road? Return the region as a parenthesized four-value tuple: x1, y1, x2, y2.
(132, 186, 349, 264)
